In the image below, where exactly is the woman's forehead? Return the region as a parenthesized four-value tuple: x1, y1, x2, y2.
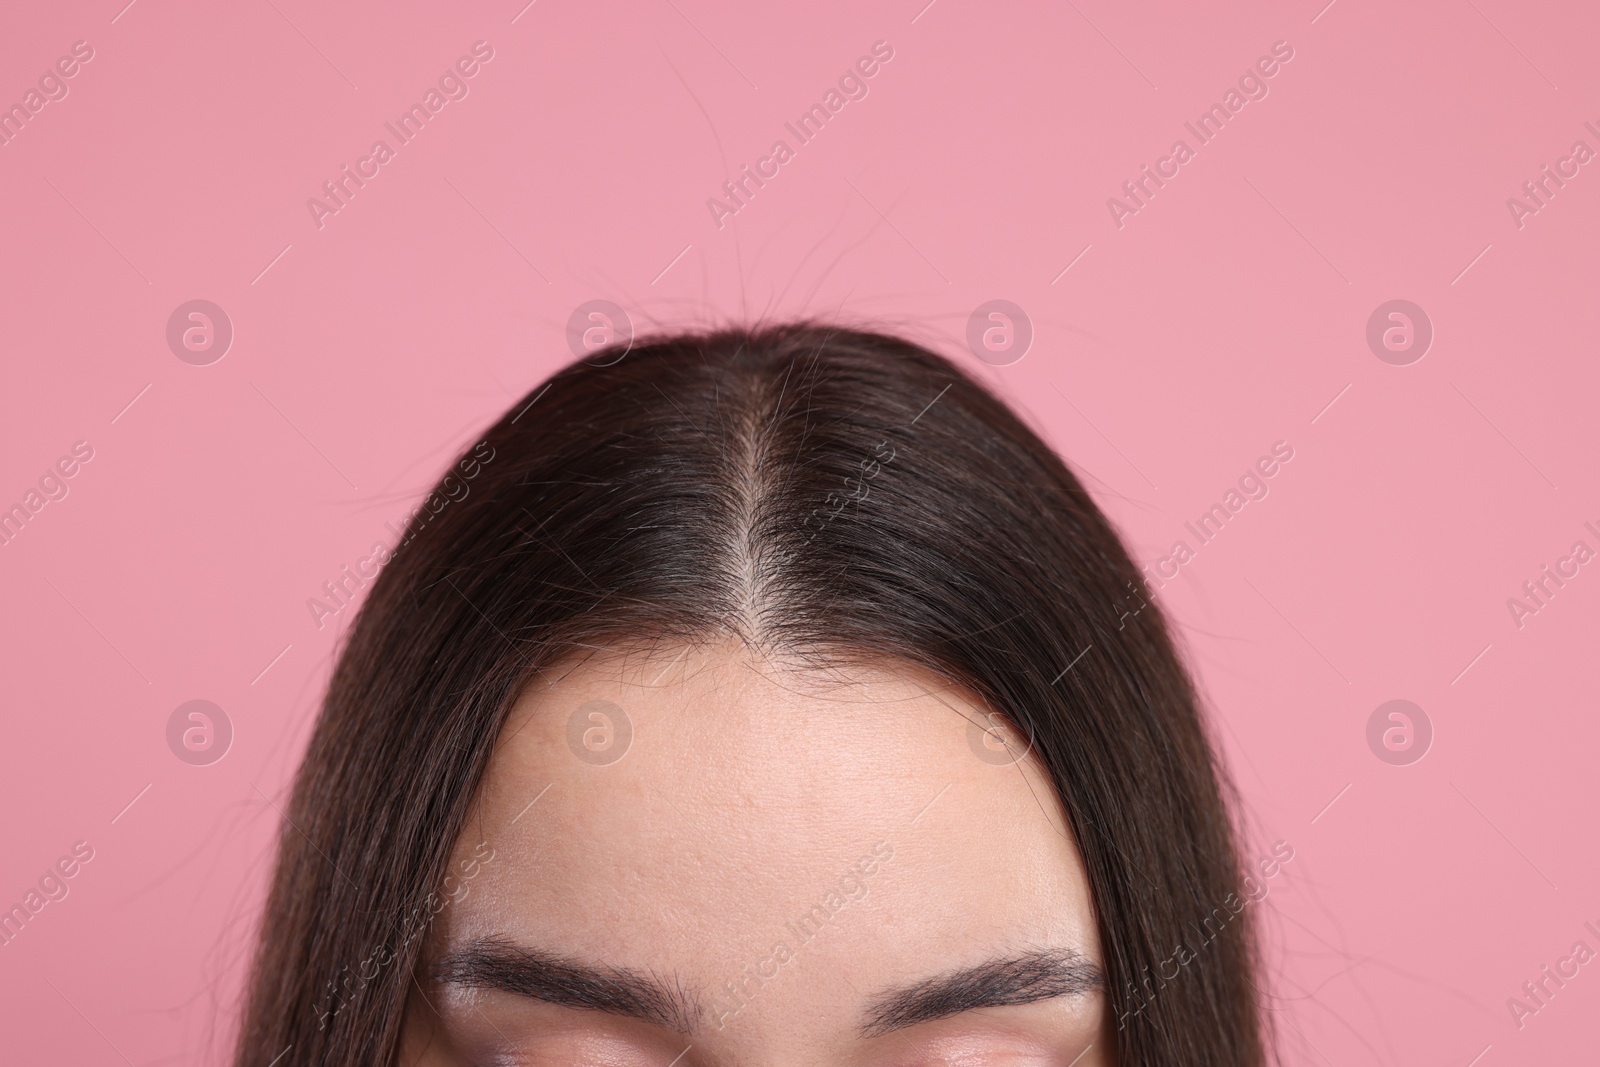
(440, 638, 1097, 978)
(482, 639, 1067, 836)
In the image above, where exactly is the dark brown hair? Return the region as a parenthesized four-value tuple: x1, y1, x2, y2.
(233, 322, 1266, 1066)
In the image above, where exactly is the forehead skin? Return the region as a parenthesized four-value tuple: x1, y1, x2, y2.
(400, 638, 1111, 1067)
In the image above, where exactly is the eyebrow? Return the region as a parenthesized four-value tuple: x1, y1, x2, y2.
(859, 948, 1105, 1038)
(432, 937, 704, 1033)
(433, 939, 1101, 1039)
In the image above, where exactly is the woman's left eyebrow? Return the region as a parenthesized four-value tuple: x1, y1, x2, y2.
(859, 947, 1104, 1037)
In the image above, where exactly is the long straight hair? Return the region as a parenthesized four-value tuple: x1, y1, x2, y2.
(233, 322, 1266, 1066)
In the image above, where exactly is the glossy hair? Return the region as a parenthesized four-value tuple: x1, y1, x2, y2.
(233, 322, 1266, 1066)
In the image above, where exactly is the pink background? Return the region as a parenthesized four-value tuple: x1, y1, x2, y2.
(2, 0, 1597, 1062)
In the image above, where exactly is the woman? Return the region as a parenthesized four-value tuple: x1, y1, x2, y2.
(234, 322, 1268, 1065)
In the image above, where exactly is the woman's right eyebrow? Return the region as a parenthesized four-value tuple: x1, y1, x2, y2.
(432, 937, 704, 1034)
